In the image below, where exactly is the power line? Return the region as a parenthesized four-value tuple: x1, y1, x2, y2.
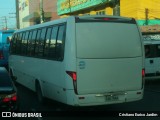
(0, 16, 7, 30)
(0, 14, 16, 30)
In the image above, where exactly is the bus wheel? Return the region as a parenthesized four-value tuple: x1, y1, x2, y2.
(36, 82, 44, 105)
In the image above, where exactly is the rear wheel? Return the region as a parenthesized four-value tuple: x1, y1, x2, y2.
(5, 64, 9, 71)
(9, 68, 13, 76)
(36, 82, 44, 105)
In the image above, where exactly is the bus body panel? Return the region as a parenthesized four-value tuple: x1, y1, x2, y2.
(75, 19, 143, 95)
(64, 17, 77, 90)
(10, 55, 67, 103)
(66, 89, 143, 106)
(76, 58, 143, 95)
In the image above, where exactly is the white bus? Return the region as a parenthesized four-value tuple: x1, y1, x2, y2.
(143, 32, 160, 79)
(9, 15, 145, 106)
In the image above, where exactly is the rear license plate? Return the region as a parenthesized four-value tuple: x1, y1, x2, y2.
(105, 95, 119, 101)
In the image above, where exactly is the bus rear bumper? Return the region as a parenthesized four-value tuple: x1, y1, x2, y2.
(67, 90, 143, 106)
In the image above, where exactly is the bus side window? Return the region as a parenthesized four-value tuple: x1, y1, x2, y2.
(39, 28, 46, 58)
(145, 45, 151, 58)
(21, 32, 29, 55)
(30, 30, 37, 56)
(27, 31, 33, 56)
(156, 45, 160, 57)
(35, 29, 42, 57)
(16, 33, 23, 54)
(56, 25, 66, 61)
(21, 32, 25, 55)
(49, 26, 58, 59)
(11, 34, 16, 54)
(44, 27, 52, 58)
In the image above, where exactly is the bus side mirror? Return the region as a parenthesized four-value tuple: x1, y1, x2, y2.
(7, 36, 12, 44)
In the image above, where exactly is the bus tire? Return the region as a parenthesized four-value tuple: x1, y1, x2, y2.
(9, 68, 13, 76)
(36, 81, 44, 105)
(5, 64, 9, 71)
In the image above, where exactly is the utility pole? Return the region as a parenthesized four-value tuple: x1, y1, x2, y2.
(0, 25, 4, 30)
(0, 16, 8, 30)
(145, 8, 149, 25)
(4, 16, 8, 30)
(1, 14, 16, 30)
(16, 0, 20, 29)
(114, 0, 120, 16)
(9, 13, 17, 29)
(109, 0, 120, 16)
(68, 0, 71, 13)
(40, 0, 44, 23)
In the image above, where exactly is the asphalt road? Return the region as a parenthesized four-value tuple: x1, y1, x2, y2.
(8, 79, 160, 120)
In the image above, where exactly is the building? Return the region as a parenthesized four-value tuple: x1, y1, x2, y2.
(17, 0, 160, 28)
(17, 0, 59, 28)
(120, 0, 160, 25)
(140, 25, 160, 33)
(57, 0, 120, 17)
(57, 0, 160, 26)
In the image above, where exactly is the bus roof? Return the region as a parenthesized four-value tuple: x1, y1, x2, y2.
(14, 15, 135, 33)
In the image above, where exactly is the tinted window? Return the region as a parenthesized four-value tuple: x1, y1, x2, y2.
(27, 31, 33, 56)
(76, 22, 141, 58)
(39, 28, 46, 57)
(44, 27, 52, 57)
(10, 23, 66, 61)
(16, 33, 23, 54)
(35, 29, 41, 56)
(21, 32, 29, 55)
(11, 34, 17, 54)
(49, 26, 58, 59)
(56, 25, 65, 60)
(28, 30, 37, 56)
(145, 45, 160, 58)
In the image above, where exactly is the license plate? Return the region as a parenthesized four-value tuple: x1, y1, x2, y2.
(106, 95, 119, 101)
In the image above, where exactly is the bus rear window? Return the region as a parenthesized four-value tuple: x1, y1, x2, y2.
(76, 22, 142, 59)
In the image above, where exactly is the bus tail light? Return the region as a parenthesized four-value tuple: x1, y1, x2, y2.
(66, 71, 78, 94)
(0, 51, 4, 59)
